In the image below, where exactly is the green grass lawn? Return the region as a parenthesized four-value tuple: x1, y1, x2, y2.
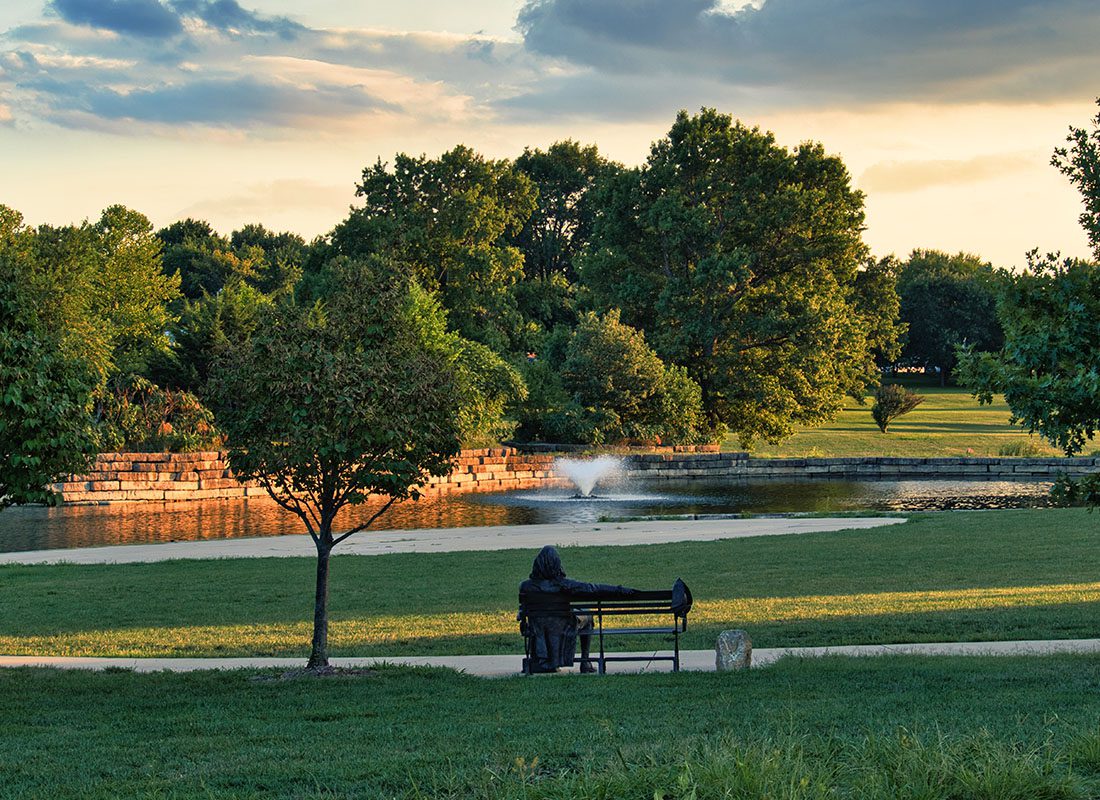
(3, 508, 1099, 658)
(4, 656, 1100, 798)
(735, 379, 1064, 458)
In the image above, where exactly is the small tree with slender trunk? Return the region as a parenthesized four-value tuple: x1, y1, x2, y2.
(208, 258, 462, 668)
(871, 383, 924, 433)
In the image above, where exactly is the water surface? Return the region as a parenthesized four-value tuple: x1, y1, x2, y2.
(0, 477, 1054, 554)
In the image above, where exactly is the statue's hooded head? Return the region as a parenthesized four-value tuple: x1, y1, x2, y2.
(530, 545, 566, 581)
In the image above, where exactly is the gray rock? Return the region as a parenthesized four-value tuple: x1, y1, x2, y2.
(715, 630, 752, 671)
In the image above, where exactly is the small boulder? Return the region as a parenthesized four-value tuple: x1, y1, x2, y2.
(715, 629, 752, 671)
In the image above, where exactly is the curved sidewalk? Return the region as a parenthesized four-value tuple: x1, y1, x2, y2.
(0, 516, 906, 565)
(3, 638, 1098, 676)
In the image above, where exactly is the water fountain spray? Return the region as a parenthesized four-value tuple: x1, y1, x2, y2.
(554, 456, 624, 498)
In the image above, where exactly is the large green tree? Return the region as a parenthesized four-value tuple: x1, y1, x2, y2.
(208, 259, 463, 668)
(897, 250, 1003, 385)
(510, 141, 620, 336)
(332, 145, 537, 352)
(959, 100, 1100, 455)
(959, 252, 1100, 454)
(0, 207, 98, 508)
(581, 108, 885, 444)
(31, 205, 180, 380)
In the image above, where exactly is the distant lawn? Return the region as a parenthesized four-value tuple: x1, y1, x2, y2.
(736, 378, 1064, 458)
(2, 508, 1099, 659)
(4, 656, 1100, 799)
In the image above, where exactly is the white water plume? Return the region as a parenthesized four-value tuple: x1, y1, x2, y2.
(554, 456, 624, 497)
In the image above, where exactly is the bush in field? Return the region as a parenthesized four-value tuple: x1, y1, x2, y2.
(871, 383, 924, 433)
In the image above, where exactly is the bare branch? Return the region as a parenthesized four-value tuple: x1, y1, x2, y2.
(331, 496, 397, 547)
(260, 475, 318, 546)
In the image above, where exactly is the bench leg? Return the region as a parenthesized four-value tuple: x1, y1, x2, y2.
(674, 631, 680, 672)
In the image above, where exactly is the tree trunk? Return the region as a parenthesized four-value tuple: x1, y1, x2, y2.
(307, 540, 332, 669)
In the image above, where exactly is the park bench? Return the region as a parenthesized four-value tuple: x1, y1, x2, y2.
(519, 580, 692, 675)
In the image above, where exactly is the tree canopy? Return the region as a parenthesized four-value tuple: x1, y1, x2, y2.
(333, 145, 538, 352)
(0, 207, 99, 508)
(959, 252, 1100, 454)
(580, 108, 885, 444)
(897, 250, 1003, 385)
(208, 258, 464, 667)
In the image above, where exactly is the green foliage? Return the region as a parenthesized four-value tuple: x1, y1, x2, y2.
(897, 249, 1004, 384)
(28, 205, 180, 381)
(158, 219, 304, 300)
(0, 209, 99, 507)
(513, 140, 617, 283)
(150, 282, 273, 393)
(400, 280, 527, 447)
(208, 258, 464, 533)
(1051, 473, 1100, 510)
(1053, 97, 1100, 259)
(518, 311, 713, 445)
(854, 256, 906, 371)
(97, 375, 221, 453)
(334, 145, 538, 352)
(958, 253, 1100, 455)
(871, 383, 925, 433)
(580, 108, 885, 445)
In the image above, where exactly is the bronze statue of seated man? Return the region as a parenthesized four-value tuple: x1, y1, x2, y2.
(518, 545, 638, 673)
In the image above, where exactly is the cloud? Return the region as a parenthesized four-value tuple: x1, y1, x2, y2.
(514, 0, 1100, 109)
(169, 0, 304, 40)
(23, 73, 395, 129)
(859, 153, 1041, 194)
(1, 3, 500, 134)
(50, 0, 182, 39)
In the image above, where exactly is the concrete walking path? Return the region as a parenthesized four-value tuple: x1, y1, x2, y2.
(0, 516, 906, 565)
(4, 638, 1098, 676)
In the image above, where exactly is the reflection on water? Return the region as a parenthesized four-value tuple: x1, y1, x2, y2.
(0, 477, 1054, 554)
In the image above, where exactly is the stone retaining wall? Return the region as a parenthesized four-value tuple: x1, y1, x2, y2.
(56, 449, 568, 505)
(58, 450, 1097, 504)
(622, 453, 1100, 480)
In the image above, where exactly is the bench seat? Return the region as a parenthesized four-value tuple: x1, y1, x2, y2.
(519, 581, 692, 674)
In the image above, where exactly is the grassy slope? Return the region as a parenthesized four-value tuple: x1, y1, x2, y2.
(4, 657, 1100, 799)
(3, 508, 1099, 658)
(736, 380, 1064, 458)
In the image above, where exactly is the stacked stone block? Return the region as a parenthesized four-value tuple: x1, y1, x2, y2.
(56, 450, 1100, 505)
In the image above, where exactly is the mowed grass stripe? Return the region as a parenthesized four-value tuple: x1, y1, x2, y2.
(743, 381, 1064, 458)
(6, 581, 1100, 656)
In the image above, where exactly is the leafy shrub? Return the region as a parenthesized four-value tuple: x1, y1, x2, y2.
(516, 311, 714, 445)
(871, 383, 925, 432)
(1051, 472, 1100, 510)
(97, 375, 222, 452)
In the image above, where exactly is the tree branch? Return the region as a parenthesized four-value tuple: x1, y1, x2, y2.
(259, 474, 318, 546)
(331, 495, 398, 547)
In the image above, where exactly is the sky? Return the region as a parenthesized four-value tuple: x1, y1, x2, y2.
(1, 0, 1098, 267)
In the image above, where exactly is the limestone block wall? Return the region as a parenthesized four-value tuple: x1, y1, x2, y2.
(57, 449, 1098, 505)
(57, 449, 569, 505)
(623, 453, 1100, 480)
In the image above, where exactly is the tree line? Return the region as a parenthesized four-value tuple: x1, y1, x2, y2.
(5, 103, 1100, 505)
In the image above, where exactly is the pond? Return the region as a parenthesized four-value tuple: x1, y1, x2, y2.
(0, 477, 1055, 554)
